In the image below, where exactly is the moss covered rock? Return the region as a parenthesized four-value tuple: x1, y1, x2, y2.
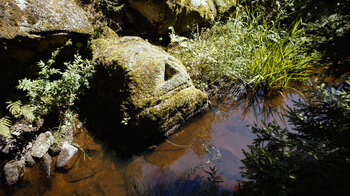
(126, 0, 217, 34)
(91, 35, 208, 136)
(0, 0, 93, 39)
(214, 0, 236, 14)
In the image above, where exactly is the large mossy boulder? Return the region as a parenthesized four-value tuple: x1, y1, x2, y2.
(126, 0, 217, 34)
(0, 0, 93, 39)
(90, 35, 208, 137)
(0, 0, 93, 107)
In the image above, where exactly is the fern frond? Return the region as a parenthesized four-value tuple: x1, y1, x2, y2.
(0, 116, 12, 138)
(6, 101, 36, 122)
(21, 105, 36, 122)
(6, 100, 22, 118)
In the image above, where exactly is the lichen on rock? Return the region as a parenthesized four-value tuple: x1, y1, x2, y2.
(90, 35, 209, 136)
(126, 0, 217, 34)
(3, 159, 25, 185)
(31, 131, 54, 159)
(56, 142, 78, 168)
(214, 0, 236, 14)
(0, 0, 93, 39)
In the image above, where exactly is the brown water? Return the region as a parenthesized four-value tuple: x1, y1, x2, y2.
(0, 91, 299, 196)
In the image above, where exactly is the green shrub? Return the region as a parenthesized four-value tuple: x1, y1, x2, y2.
(17, 46, 95, 116)
(0, 43, 95, 139)
(169, 7, 318, 94)
(238, 78, 350, 195)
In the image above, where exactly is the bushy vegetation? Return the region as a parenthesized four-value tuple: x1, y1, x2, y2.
(17, 45, 94, 116)
(237, 78, 350, 195)
(169, 6, 317, 95)
(0, 42, 95, 140)
(240, 0, 350, 73)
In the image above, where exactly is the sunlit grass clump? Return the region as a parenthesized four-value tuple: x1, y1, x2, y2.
(169, 8, 318, 94)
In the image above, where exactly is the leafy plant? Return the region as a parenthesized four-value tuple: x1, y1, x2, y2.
(17, 45, 95, 117)
(0, 101, 36, 138)
(6, 100, 36, 122)
(0, 42, 94, 140)
(202, 165, 224, 196)
(238, 78, 350, 195)
(0, 43, 94, 139)
(0, 117, 12, 138)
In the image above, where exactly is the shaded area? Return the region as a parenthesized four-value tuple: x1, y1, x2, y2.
(0, 33, 91, 115)
(77, 61, 167, 157)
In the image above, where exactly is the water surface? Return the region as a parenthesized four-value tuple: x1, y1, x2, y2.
(1, 92, 298, 195)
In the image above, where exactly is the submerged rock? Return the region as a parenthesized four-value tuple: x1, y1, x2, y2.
(126, 0, 217, 34)
(56, 142, 78, 168)
(3, 159, 25, 185)
(42, 153, 52, 177)
(24, 151, 36, 167)
(31, 131, 54, 159)
(90, 35, 208, 136)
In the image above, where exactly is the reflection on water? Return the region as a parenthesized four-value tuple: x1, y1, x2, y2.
(1, 91, 299, 195)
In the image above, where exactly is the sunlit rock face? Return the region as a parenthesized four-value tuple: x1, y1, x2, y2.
(126, 0, 217, 34)
(90, 35, 209, 136)
(0, 0, 93, 39)
(214, 0, 236, 14)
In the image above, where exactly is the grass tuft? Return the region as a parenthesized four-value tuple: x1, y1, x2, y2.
(169, 8, 319, 95)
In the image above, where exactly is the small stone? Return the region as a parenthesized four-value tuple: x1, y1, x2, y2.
(31, 131, 55, 158)
(49, 143, 61, 156)
(24, 151, 36, 167)
(3, 160, 25, 185)
(0, 137, 16, 154)
(42, 153, 52, 177)
(56, 142, 78, 168)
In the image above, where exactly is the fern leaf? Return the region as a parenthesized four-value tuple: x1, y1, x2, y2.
(0, 117, 12, 138)
(6, 100, 22, 118)
(21, 105, 36, 122)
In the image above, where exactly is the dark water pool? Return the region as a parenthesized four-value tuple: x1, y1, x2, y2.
(0, 92, 298, 196)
